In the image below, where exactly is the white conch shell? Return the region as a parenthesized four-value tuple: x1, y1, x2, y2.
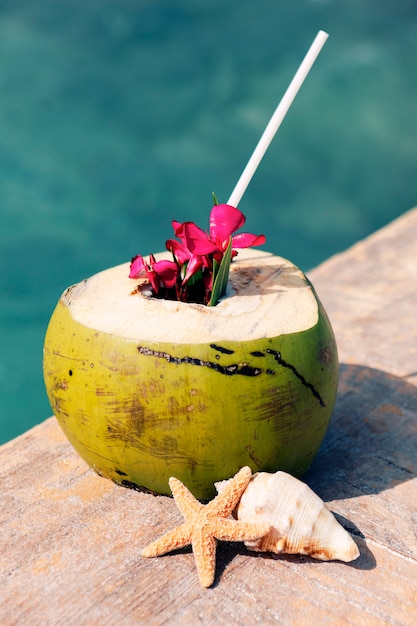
(217, 471, 359, 562)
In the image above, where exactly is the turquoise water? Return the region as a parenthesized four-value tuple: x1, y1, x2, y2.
(1, 0, 417, 443)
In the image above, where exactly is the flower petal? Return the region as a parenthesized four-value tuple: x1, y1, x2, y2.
(153, 260, 179, 288)
(179, 221, 219, 255)
(209, 204, 245, 249)
(182, 255, 204, 284)
(129, 255, 147, 278)
(172, 221, 187, 239)
(148, 272, 160, 294)
(231, 232, 266, 249)
(171, 220, 184, 240)
(166, 238, 191, 264)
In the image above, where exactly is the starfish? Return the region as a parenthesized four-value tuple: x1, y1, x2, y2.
(142, 466, 270, 588)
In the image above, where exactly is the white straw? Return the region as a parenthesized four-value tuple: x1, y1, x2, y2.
(228, 30, 329, 207)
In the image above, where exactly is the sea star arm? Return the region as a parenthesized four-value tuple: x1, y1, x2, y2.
(212, 518, 271, 543)
(169, 476, 204, 519)
(142, 522, 191, 557)
(207, 466, 252, 518)
(191, 528, 217, 588)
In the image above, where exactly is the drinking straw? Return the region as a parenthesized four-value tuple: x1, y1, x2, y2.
(228, 30, 329, 207)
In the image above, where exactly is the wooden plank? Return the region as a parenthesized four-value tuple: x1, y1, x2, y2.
(1, 208, 417, 625)
(308, 207, 417, 382)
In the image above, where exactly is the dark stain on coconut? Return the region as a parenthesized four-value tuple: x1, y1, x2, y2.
(120, 479, 159, 495)
(137, 346, 262, 377)
(210, 344, 235, 355)
(137, 346, 326, 399)
(267, 349, 326, 407)
(319, 346, 333, 364)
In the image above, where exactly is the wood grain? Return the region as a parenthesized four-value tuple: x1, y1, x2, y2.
(1, 208, 417, 625)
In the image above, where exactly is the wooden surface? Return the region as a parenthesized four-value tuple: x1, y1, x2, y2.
(1, 208, 417, 625)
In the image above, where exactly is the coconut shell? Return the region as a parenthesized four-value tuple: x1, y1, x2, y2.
(43, 249, 338, 498)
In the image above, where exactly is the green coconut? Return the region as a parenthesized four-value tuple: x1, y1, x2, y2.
(43, 248, 338, 499)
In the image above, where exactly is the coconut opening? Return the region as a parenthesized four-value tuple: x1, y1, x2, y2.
(63, 248, 319, 343)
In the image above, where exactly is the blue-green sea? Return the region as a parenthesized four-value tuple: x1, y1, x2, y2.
(1, 0, 417, 444)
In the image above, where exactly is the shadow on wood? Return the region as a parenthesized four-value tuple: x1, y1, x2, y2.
(306, 363, 417, 500)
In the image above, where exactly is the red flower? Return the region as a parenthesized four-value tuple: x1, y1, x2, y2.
(174, 204, 265, 260)
(166, 229, 205, 285)
(129, 254, 178, 295)
(129, 201, 266, 305)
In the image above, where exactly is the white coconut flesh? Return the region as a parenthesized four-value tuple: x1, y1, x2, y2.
(64, 248, 318, 343)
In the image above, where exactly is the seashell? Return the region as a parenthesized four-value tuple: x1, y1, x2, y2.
(217, 471, 360, 562)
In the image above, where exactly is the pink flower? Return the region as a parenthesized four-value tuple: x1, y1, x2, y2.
(174, 204, 265, 259)
(129, 201, 266, 305)
(166, 229, 205, 285)
(129, 254, 178, 295)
